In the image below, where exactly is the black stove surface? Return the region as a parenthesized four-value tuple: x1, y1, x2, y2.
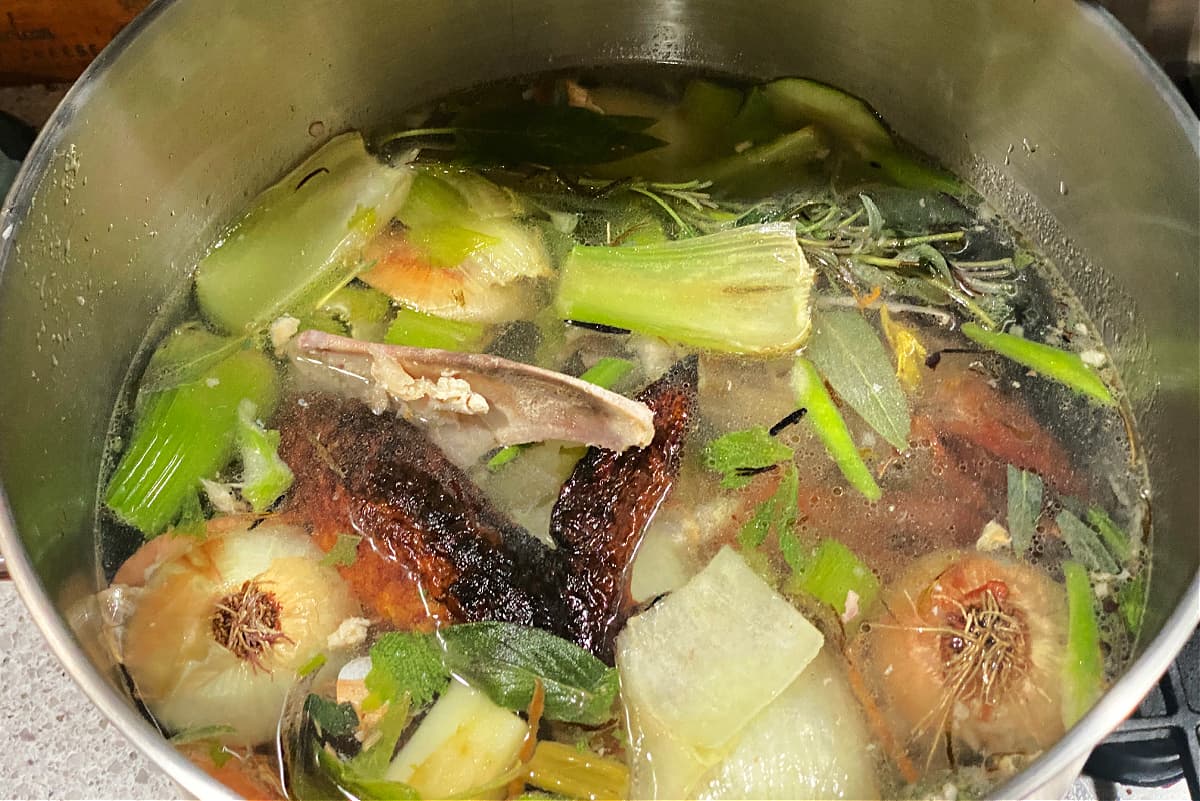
(1083, 627, 1200, 798)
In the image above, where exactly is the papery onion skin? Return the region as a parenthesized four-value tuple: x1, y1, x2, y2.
(855, 551, 1068, 765)
(122, 522, 360, 746)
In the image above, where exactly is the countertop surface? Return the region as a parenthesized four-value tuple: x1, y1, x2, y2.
(0, 581, 183, 801)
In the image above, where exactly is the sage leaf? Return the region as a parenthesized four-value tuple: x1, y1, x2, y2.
(1006, 465, 1043, 556)
(805, 310, 910, 451)
(439, 622, 619, 726)
(319, 533, 362, 568)
(859, 193, 885, 239)
(1056, 509, 1120, 574)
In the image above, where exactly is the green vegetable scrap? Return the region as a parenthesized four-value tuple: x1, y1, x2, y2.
(385, 306, 490, 351)
(738, 498, 777, 550)
(1056, 509, 1121, 574)
(314, 284, 393, 341)
(1006, 465, 1044, 556)
(319, 533, 363, 568)
(792, 357, 882, 501)
(440, 622, 619, 726)
(757, 77, 965, 194)
(555, 223, 815, 356)
(702, 426, 795, 490)
(350, 696, 412, 778)
(173, 487, 207, 539)
(961, 322, 1115, 406)
(314, 695, 419, 801)
(195, 132, 413, 335)
(132, 322, 248, 397)
(1062, 561, 1105, 727)
(317, 750, 420, 801)
(105, 327, 279, 536)
(364, 631, 450, 711)
(296, 653, 328, 678)
(696, 126, 830, 196)
(789, 539, 880, 616)
(487, 444, 526, 471)
(805, 309, 910, 451)
(578, 356, 636, 391)
(235, 400, 294, 513)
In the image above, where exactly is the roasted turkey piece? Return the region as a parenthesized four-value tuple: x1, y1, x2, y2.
(276, 358, 697, 663)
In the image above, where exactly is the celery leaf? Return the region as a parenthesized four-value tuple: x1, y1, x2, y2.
(703, 427, 794, 489)
(365, 631, 449, 710)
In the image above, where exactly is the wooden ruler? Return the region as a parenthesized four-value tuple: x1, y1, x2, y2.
(0, 1, 151, 86)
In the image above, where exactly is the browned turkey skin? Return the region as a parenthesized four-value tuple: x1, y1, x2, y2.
(276, 358, 697, 662)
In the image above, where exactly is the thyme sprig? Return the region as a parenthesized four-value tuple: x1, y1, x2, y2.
(576, 177, 718, 237)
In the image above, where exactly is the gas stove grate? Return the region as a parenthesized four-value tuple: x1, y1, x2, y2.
(1085, 627, 1200, 798)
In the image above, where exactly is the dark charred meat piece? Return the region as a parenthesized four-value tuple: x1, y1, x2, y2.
(277, 395, 565, 631)
(550, 356, 698, 662)
(276, 359, 697, 660)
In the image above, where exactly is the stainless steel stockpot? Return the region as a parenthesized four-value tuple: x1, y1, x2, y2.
(1, 1, 1197, 798)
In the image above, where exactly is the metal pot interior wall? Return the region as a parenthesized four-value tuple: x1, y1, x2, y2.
(0, 1, 1196, 798)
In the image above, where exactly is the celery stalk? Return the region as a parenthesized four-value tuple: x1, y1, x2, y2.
(384, 307, 489, 351)
(105, 329, 279, 536)
(792, 357, 881, 501)
(961, 322, 1115, 406)
(555, 223, 814, 355)
(1062, 561, 1105, 727)
(579, 356, 635, 391)
(525, 740, 630, 800)
(194, 132, 414, 334)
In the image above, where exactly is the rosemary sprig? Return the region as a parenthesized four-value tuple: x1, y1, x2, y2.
(787, 195, 1013, 329)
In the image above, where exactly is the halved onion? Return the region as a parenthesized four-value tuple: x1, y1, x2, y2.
(854, 551, 1067, 767)
(122, 521, 360, 745)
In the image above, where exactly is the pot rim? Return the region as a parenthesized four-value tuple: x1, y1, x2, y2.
(0, 2, 1197, 799)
